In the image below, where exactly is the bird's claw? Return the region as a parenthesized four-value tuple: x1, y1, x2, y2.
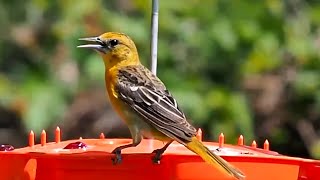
(111, 148, 122, 165)
(152, 149, 163, 164)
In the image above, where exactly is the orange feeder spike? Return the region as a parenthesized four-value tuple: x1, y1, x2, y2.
(264, 139, 269, 151)
(218, 133, 224, 148)
(55, 127, 61, 143)
(99, 133, 105, 139)
(41, 130, 46, 146)
(29, 130, 35, 147)
(196, 128, 202, 141)
(238, 135, 244, 146)
(251, 140, 257, 148)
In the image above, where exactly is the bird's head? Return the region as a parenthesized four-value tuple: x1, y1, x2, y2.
(78, 32, 140, 68)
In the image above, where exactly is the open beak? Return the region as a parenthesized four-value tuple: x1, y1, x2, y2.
(77, 37, 107, 53)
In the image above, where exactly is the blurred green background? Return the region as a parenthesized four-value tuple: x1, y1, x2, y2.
(0, 0, 319, 159)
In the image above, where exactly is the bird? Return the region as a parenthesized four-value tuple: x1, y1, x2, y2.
(77, 32, 245, 179)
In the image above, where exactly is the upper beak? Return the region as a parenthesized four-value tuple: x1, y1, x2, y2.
(77, 37, 107, 53)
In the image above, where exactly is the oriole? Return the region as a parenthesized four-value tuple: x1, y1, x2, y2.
(78, 32, 245, 179)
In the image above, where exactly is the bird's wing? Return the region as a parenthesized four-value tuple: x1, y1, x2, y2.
(115, 65, 197, 143)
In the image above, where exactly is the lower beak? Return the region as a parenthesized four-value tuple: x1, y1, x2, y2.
(77, 37, 106, 53)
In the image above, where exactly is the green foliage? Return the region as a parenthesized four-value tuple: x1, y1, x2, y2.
(0, 0, 319, 158)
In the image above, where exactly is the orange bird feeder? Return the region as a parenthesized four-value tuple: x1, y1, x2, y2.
(0, 127, 319, 180)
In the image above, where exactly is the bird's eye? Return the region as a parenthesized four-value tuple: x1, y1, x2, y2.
(108, 39, 119, 48)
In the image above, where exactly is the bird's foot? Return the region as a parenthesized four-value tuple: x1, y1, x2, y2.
(152, 149, 164, 164)
(111, 148, 122, 165)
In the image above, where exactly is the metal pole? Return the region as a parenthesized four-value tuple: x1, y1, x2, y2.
(150, 0, 159, 75)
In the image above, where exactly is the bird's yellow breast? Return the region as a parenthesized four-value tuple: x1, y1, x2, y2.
(105, 67, 124, 118)
(105, 67, 138, 125)
(104, 67, 170, 141)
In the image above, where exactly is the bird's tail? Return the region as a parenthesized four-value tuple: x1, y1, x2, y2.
(185, 137, 245, 180)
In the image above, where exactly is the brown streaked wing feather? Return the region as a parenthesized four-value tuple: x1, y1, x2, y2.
(115, 65, 197, 143)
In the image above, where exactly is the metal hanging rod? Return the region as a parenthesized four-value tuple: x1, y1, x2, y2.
(150, 0, 159, 75)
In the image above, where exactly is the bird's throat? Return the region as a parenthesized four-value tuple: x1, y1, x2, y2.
(102, 55, 140, 70)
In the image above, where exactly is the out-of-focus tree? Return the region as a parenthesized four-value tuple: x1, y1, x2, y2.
(0, 0, 319, 159)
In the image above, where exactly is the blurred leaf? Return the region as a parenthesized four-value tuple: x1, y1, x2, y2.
(294, 71, 320, 97)
(211, 18, 238, 51)
(311, 141, 320, 159)
(206, 89, 229, 110)
(23, 82, 66, 133)
(83, 54, 105, 81)
(228, 93, 254, 140)
(242, 33, 281, 74)
(237, 20, 261, 42)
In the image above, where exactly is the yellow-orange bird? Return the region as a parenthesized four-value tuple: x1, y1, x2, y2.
(78, 32, 245, 179)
